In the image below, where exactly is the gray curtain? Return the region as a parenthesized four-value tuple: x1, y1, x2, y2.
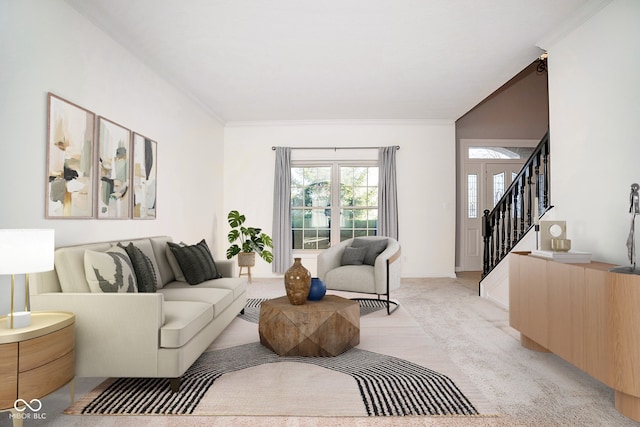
(272, 147, 292, 273)
(378, 146, 399, 240)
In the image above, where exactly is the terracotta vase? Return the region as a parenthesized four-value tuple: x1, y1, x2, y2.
(284, 258, 311, 305)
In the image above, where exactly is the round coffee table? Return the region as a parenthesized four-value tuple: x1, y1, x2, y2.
(258, 295, 360, 357)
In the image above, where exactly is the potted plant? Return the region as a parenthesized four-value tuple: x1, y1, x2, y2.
(225, 210, 273, 267)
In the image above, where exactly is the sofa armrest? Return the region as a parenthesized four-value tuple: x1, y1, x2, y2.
(30, 292, 164, 378)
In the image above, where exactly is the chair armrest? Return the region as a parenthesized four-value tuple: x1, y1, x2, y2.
(374, 240, 402, 294)
(30, 292, 164, 378)
(317, 240, 352, 281)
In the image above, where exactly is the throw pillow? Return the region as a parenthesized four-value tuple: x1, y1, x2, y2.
(351, 238, 388, 266)
(119, 242, 157, 293)
(165, 242, 186, 281)
(84, 246, 137, 293)
(167, 239, 222, 285)
(341, 246, 368, 265)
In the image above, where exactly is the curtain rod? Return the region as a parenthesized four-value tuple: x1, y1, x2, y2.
(271, 145, 399, 151)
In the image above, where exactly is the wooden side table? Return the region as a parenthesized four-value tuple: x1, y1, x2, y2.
(259, 295, 360, 356)
(0, 312, 75, 427)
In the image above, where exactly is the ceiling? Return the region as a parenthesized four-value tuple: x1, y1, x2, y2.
(65, 0, 590, 123)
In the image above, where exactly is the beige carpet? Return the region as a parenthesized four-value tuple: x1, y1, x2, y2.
(64, 282, 495, 418)
(16, 276, 640, 427)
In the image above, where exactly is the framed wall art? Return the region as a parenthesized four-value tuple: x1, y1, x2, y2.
(46, 93, 96, 218)
(132, 133, 157, 219)
(97, 117, 132, 219)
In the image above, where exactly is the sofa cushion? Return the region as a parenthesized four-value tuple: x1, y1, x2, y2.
(158, 286, 233, 317)
(167, 240, 222, 285)
(165, 242, 187, 282)
(84, 246, 138, 293)
(160, 301, 213, 348)
(351, 238, 388, 266)
(160, 277, 247, 301)
(55, 242, 112, 292)
(149, 236, 175, 287)
(341, 246, 367, 265)
(325, 265, 375, 293)
(120, 242, 157, 293)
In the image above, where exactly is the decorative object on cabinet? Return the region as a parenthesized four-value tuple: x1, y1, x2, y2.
(46, 93, 96, 219)
(97, 117, 132, 219)
(539, 220, 568, 251)
(610, 182, 640, 274)
(132, 133, 157, 219)
(0, 229, 55, 329)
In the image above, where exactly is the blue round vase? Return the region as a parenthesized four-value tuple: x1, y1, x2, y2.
(307, 277, 326, 301)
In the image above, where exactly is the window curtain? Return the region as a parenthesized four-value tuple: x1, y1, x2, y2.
(272, 147, 292, 273)
(378, 146, 399, 240)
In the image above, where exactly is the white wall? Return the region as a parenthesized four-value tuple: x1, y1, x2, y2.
(223, 120, 456, 278)
(0, 1, 225, 313)
(542, 0, 640, 265)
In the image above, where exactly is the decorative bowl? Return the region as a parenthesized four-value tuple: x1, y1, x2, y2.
(551, 238, 571, 252)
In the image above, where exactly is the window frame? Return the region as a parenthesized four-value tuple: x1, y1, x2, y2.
(291, 159, 379, 253)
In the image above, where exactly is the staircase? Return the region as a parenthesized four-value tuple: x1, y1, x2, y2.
(479, 131, 550, 293)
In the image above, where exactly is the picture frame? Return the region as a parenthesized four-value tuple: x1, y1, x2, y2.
(132, 133, 157, 219)
(46, 93, 96, 219)
(97, 117, 132, 219)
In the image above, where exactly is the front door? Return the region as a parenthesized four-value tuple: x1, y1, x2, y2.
(485, 163, 523, 210)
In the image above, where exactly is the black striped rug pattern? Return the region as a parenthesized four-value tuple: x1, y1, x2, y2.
(239, 297, 387, 323)
(79, 341, 478, 416)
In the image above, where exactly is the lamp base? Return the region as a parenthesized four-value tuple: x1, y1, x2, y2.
(7, 311, 31, 329)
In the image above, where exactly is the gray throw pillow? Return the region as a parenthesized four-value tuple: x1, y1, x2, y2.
(119, 242, 157, 293)
(167, 239, 222, 285)
(341, 246, 368, 265)
(351, 238, 388, 266)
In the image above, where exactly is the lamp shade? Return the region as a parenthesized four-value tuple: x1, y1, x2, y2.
(0, 229, 55, 274)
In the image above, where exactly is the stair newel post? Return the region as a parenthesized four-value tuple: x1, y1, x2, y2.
(494, 209, 501, 269)
(482, 209, 491, 276)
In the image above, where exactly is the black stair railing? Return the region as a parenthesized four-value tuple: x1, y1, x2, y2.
(481, 131, 550, 282)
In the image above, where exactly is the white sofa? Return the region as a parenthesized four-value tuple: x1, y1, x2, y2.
(29, 236, 246, 390)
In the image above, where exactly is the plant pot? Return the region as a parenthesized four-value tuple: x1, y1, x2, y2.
(238, 252, 256, 267)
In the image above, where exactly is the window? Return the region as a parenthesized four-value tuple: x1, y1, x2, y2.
(469, 146, 535, 159)
(291, 162, 378, 250)
(467, 174, 477, 218)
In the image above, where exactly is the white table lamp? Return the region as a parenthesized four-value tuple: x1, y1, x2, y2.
(0, 229, 55, 328)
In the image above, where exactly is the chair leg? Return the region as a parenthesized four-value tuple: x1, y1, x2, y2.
(350, 296, 399, 315)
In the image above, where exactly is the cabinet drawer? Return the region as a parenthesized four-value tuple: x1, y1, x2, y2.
(0, 342, 18, 410)
(18, 349, 74, 400)
(19, 324, 75, 372)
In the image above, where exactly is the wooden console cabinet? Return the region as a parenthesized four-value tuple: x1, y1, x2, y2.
(0, 312, 75, 427)
(510, 253, 640, 421)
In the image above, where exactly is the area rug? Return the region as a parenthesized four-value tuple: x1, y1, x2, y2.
(66, 293, 496, 418)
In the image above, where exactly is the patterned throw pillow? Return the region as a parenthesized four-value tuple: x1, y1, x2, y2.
(167, 239, 222, 285)
(119, 243, 157, 293)
(84, 246, 138, 293)
(351, 238, 388, 266)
